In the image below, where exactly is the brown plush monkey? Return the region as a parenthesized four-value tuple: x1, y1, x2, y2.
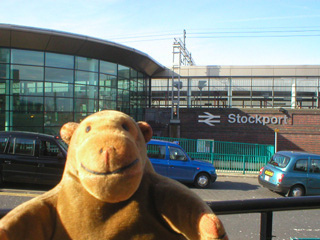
(0, 110, 227, 240)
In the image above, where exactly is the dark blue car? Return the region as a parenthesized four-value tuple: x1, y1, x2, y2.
(147, 139, 217, 188)
(258, 151, 320, 197)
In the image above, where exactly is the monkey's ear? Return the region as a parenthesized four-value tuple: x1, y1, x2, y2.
(60, 122, 79, 145)
(138, 121, 153, 143)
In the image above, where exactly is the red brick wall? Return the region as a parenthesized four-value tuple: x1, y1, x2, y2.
(146, 108, 320, 154)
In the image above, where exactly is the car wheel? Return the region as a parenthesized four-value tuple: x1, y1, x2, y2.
(194, 173, 210, 188)
(288, 185, 305, 197)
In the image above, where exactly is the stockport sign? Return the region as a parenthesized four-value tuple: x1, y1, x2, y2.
(198, 112, 289, 126)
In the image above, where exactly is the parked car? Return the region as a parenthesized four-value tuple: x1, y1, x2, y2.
(147, 139, 217, 188)
(0, 131, 68, 186)
(258, 151, 320, 197)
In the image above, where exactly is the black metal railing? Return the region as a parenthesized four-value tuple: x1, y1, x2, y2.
(208, 196, 320, 240)
(1, 196, 320, 240)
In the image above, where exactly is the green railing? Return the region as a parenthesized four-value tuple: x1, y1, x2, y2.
(152, 136, 275, 174)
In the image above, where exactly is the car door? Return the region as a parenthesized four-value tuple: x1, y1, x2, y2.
(35, 138, 66, 185)
(167, 146, 195, 181)
(2, 136, 37, 184)
(147, 143, 168, 176)
(307, 158, 320, 195)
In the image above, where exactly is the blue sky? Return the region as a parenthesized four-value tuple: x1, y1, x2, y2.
(1, 0, 320, 67)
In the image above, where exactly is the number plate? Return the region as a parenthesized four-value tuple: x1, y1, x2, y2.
(265, 170, 274, 177)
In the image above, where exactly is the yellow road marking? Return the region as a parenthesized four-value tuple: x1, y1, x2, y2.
(0, 192, 41, 197)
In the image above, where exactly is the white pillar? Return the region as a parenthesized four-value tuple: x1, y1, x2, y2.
(291, 78, 296, 109)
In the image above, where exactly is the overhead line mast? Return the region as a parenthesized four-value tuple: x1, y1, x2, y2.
(170, 30, 195, 137)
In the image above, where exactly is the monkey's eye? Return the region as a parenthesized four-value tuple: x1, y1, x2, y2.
(86, 126, 91, 132)
(122, 123, 129, 131)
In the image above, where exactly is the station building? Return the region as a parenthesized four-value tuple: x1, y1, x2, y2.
(0, 24, 164, 134)
(150, 66, 320, 154)
(1, 24, 320, 153)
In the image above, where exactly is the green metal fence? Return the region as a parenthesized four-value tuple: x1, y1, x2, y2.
(152, 136, 275, 174)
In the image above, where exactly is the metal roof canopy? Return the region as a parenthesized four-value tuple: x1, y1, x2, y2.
(0, 24, 165, 76)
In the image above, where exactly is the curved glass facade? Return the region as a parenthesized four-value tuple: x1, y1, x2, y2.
(0, 48, 148, 135)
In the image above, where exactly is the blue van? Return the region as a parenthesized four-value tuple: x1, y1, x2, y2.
(258, 151, 320, 197)
(147, 139, 217, 188)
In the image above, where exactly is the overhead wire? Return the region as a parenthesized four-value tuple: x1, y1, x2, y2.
(111, 27, 320, 43)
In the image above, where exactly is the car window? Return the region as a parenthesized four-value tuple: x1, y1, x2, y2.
(9, 138, 35, 156)
(294, 159, 308, 172)
(0, 137, 8, 153)
(40, 140, 63, 158)
(147, 144, 166, 159)
(310, 159, 320, 174)
(168, 146, 187, 161)
(269, 154, 290, 168)
(57, 139, 68, 151)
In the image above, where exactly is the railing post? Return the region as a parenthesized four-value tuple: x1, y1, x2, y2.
(243, 155, 246, 174)
(260, 211, 273, 240)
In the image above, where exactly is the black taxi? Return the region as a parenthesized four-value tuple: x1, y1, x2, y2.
(0, 131, 68, 186)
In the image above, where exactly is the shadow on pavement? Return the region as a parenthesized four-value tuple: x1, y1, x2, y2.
(0, 182, 54, 192)
(210, 180, 259, 191)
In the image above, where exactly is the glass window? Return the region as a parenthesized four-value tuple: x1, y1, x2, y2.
(147, 144, 166, 159)
(45, 67, 74, 83)
(74, 99, 98, 113)
(74, 84, 98, 99)
(75, 71, 98, 85)
(13, 96, 44, 112)
(294, 159, 308, 172)
(118, 90, 130, 102)
(269, 154, 290, 168)
(75, 57, 98, 72)
(99, 74, 117, 88)
(12, 126, 43, 132)
(100, 61, 117, 75)
(45, 53, 74, 69)
(130, 80, 138, 92)
(9, 138, 35, 156)
(118, 78, 129, 90)
(11, 65, 44, 81)
(130, 69, 137, 79)
(11, 49, 44, 66)
(39, 140, 63, 158)
(118, 65, 130, 79)
(0, 81, 4, 94)
(44, 97, 73, 112)
(0, 48, 10, 63)
(74, 112, 91, 122)
(0, 137, 8, 153)
(45, 82, 73, 97)
(0, 64, 9, 79)
(44, 112, 74, 127)
(44, 127, 63, 136)
(311, 159, 320, 173)
(99, 100, 116, 110)
(12, 112, 44, 127)
(12, 81, 43, 95)
(168, 146, 187, 161)
(99, 87, 117, 101)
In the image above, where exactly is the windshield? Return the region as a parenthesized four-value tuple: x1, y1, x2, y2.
(269, 154, 290, 168)
(57, 139, 68, 151)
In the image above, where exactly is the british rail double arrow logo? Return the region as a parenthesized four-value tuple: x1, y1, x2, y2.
(198, 112, 221, 126)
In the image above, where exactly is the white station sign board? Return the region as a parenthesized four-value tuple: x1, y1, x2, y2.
(198, 112, 289, 127)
